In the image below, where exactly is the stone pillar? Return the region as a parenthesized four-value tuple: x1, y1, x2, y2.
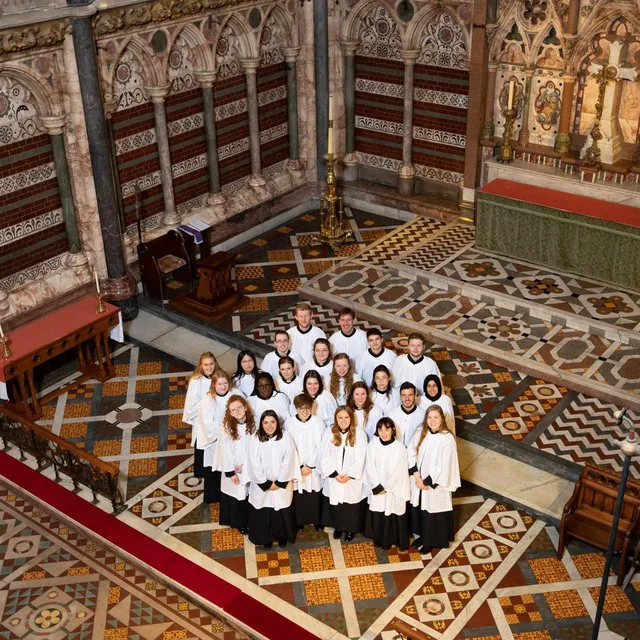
(145, 84, 180, 226)
(240, 58, 267, 191)
(554, 74, 577, 154)
(313, 0, 329, 181)
(39, 115, 87, 267)
(194, 71, 226, 216)
(461, 0, 489, 215)
(517, 67, 535, 147)
(282, 47, 304, 182)
(70, 15, 137, 319)
(341, 40, 359, 181)
(567, 0, 581, 34)
(398, 50, 420, 196)
(482, 64, 498, 139)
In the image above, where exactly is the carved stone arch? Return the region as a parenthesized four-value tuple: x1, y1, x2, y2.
(257, 4, 294, 66)
(531, 20, 565, 69)
(489, 15, 530, 66)
(342, 0, 402, 44)
(170, 22, 213, 72)
(167, 23, 212, 94)
(0, 63, 56, 118)
(215, 13, 257, 78)
(259, 3, 297, 50)
(406, 4, 470, 69)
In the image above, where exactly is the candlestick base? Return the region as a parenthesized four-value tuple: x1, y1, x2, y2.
(0, 335, 13, 359)
(96, 293, 107, 314)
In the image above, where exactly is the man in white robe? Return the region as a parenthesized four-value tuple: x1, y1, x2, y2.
(329, 308, 368, 364)
(385, 382, 426, 448)
(355, 328, 397, 386)
(261, 331, 303, 379)
(392, 332, 441, 395)
(287, 302, 326, 365)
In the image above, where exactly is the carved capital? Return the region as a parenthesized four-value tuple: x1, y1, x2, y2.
(194, 70, 217, 87)
(401, 49, 420, 65)
(240, 57, 260, 73)
(281, 46, 301, 63)
(562, 72, 578, 84)
(145, 84, 170, 102)
(40, 114, 67, 136)
(0, 20, 70, 56)
(340, 40, 359, 55)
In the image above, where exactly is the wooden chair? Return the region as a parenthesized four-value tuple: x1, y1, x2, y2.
(557, 464, 640, 585)
(138, 230, 193, 302)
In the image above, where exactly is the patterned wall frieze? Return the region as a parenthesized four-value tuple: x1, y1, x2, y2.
(114, 129, 156, 155)
(171, 153, 207, 178)
(413, 87, 468, 108)
(412, 126, 466, 148)
(167, 113, 204, 137)
(215, 97, 247, 122)
(217, 136, 249, 160)
(121, 170, 161, 197)
(259, 122, 288, 145)
(0, 208, 62, 248)
(0, 161, 55, 196)
(416, 12, 469, 69)
(355, 116, 403, 136)
(221, 174, 249, 195)
(257, 85, 287, 107)
(262, 158, 287, 180)
(413, 162, 463, 184)
(0, 251, 65, 292)
(358, 152, 401, 172)
(355, 79, 404, 98)
(355, 4, 403, 61)
(0, 20, 70, 57)
(0, 76, 45, 143)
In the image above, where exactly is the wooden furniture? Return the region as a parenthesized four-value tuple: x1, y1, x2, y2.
(557, 464, 640, 585)
(138, 229, 193, 301)
(0, 297, 121, 421)
(390, 618, 430, 640)
(169, 251, 244, 322)
(178, 222, 213, 264)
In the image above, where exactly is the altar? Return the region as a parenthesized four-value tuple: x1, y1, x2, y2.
(476, 179, 640, 292)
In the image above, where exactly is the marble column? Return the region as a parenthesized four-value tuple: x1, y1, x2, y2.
(517, 67, 535, 147)
(282, 47, 304, 182)
(70, 15, 137, 319)
(461, 0, 489, 215)
(554, 74, 577, 154)
(39, 115, 87, 267)
(240, 58, 267, 190)
(145, 84, 180, 226)
(194, 71, 226, 216)
(482, 64, 498, 139)
(314, 0, 329, 181)
(566, 0, 581, 34)
(398, 50, 420, 196)
(341, 40, 359, 181)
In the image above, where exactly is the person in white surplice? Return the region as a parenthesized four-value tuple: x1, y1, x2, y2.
(246, 411, 301, 549)
(195, 386, 222, 504)
(287, 302, 326, 365)
(408, 405, 460, 554)
(261, 330, 302, 380)
(369, 365, 400, 414)
(301, 370, 337, 428)
(274, 356, 304, 403)
(321, 406, 368, 542)
(217, 395, 255, 535)
(285, 393, 326, 531)
(391, 332, 441, 395)
(183, 352, 218, 478)
(355, 327, 397, 386)
(328, 307, 368, 365)
(325, 353, 362, 405)
(364, 417, 410, 550)
(346, 381, 383, 440)
(418, 374, 456, 435)
(232, 350, 260, 397)
(248, 372, 291, 426)
(385, 382, 426, 448)
(300, 338, 333, 380)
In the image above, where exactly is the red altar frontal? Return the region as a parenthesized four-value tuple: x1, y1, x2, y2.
(0, 297, 124, 420)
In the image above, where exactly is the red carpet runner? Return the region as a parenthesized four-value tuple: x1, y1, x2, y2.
(0, 451, 317, 640)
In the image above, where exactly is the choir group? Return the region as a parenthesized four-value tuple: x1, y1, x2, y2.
(182, 303, 461, 552)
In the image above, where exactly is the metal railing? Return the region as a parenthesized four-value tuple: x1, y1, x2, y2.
(0, 405, 125, 514)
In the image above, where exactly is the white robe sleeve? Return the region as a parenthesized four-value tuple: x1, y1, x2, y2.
(182, 377, 203, 425)
(276, 432, 301, 484)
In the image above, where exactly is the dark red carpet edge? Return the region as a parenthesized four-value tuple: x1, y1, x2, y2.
(0, 451, 317, 640)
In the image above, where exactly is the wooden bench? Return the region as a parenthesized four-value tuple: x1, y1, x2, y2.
(557, 464, 640, 585)
(138, 230, 193, 301)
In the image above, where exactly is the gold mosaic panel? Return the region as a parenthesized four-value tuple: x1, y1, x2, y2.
(572, 553, 612, 580)
(128, 458, 158, 478)
(41, 404, 56, 420)
(235, 265, 265, 280)
(342, 542, 378, 568)
(63, 402, 92, 419)
(268, 249, 295, 261)
(298, 546, 335, 572)
(131, 436, 159, 454)
(136, 378, 161, 394)
(513, 632, 553, 640)
(209, 502, 220, 523)
(166, 280, 183, 290)
(543, 590, 588, 619)
(114, 364, 129, 376)
(296, 234, 320, 246)
(105, 628, 129, 639)
(59, 422, 88, 439)
(361, 229, 388, 242)
(272, 278, 301, 293)
(528, 557, 571, 584)
(251, 238, 268, 247)
(305, 260, 334, 275)
(211, 528, 244, 551)
(93, 440, 122, 457)
(168, 414, 187, 430)
(240, 297, 270, 312)
(138, 362, 162, 375)
(101, 381, 128, 397)
(301, 214, 316, 222)
(587, 586, 635, 613)
(336, 244, 363, 257)
(348, 573, 386, 600)
(303, 578, 341, 606)
(163, 631, 188, 640)
(169, 395, 185, 410)
(278, 226, 293, 233)
(168, 434, 189, 450)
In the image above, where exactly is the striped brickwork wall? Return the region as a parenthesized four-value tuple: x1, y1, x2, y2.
(257, 62, 289, 173)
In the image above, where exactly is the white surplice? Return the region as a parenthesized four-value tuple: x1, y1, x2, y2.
(217, 423, 251, 500)
(285, 414, 325, 493)
(247, 432, 301, 510)
(300, 358, 333, 380)
(261, 350, 303, 380)
(232, 373, 257, 397)
(354, 405, 384, 440)
(211, 388, 246, 425)
(194, 394, 221, 469)
(391, 354, 441, 395)
(298, 390, 337, 428)
(287, 324, 326, 365)
(249, 391, 291, 425)
(365, 437, 410, 516)
(329, 328, 368, 364)
(323, 373, 362, 405)
(408, 430, 460, 513)
(321, 427, 368, 505)
(372, 388, 400, 414)
(275, 374, 304, 404)
(355, 348, 397, 386)
(418, 395, 456, 435)
(183, 376, 212, 437)
(385, 404, 426, 448)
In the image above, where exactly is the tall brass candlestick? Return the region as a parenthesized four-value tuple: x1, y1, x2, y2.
(498, 107, 517, 163)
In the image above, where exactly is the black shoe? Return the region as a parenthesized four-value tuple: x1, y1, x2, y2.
(238, 527, 249, 535)
(314, 524, 323, 532)
(344, 532, 355, 542)
(278, 539, 287, 548)
(333, 529, 343, 540)
(264, 543, 273, 550)
(420, 546, 432, 555)
(410, 537, 422, 549)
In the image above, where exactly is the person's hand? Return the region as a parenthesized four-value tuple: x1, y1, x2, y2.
(270, 482, 279, 491)
(235, 465, 243, 474)
(415, 478, 426, 490)
(378, 489, 387, 495)
(337, 474, 350, 484)
(231, 475, 240, 486)
(301, 465, 312, 477)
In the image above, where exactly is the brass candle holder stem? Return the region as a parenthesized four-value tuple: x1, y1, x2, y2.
(0, 335, 13, 359)
(96, 292, 106, 314)
(315, 153, 352, 251)
(498, 107, 517, 163)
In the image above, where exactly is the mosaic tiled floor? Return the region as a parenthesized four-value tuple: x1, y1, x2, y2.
(0, 479, 246, 640)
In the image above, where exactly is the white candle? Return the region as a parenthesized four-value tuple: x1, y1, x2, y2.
(94, 270, 101, 295)
(328, 95, 333, 122)
(507, 79, 515, 110)
(328, 96, 334, 155)
(0, 322, 4, 339)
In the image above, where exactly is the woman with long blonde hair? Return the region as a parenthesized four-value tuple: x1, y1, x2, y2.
(408, 405, 460, 554)
(326, 353, 361, 405)
(320, 406, 368, 542)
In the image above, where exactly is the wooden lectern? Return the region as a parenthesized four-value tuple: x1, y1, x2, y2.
(170, 251, 244, 322)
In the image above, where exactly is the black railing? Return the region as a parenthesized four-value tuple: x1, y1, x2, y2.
(0, 406, 125, 514)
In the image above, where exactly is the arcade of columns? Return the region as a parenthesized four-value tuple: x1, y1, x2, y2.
(0, 0, 639, 322)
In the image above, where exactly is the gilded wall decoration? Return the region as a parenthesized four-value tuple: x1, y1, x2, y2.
(356, 4, 403, 61)
(534, 80, 561, 130)
(0, 21, 69, 56)
(417, 11, 468, 69)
